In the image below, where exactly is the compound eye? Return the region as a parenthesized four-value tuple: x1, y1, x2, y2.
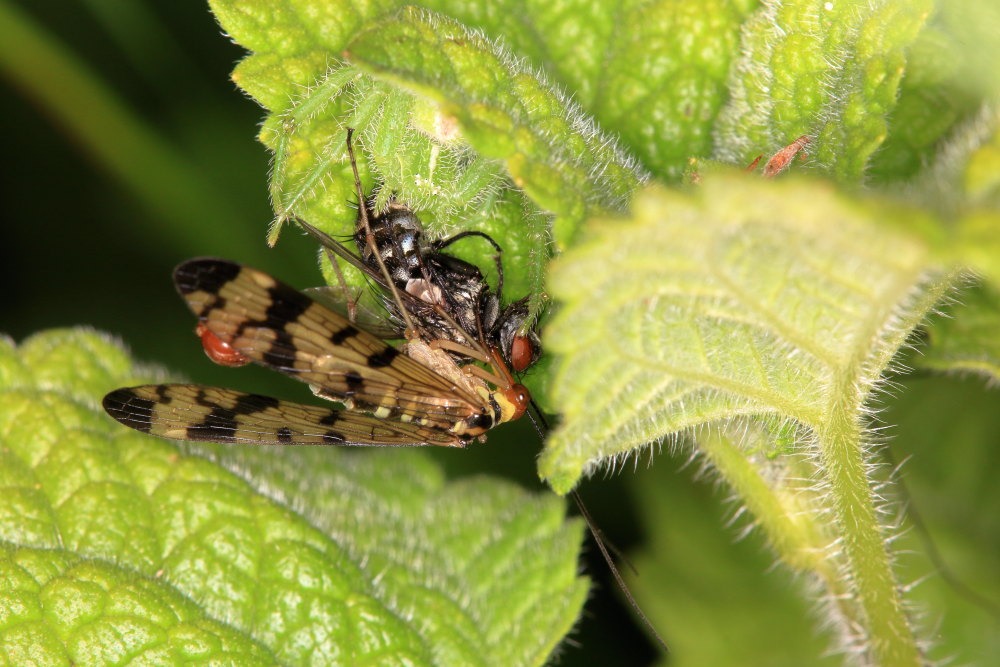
(197, 323, 250, 367)
(509, 334, 536, 372)
(502, 383, 530, 421)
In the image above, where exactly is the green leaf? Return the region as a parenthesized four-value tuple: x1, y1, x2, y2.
(541, 176, 955, 664)
(866, 0, 996, 183)
(215, 0, 759, 190)
(626, 465, 838, 667)
(910, 104, 1000, 215)
(346, 7, 646, 247)
(540, 177, 945, 488)
(626, 372, 1000, 666)
(591, 0, 759, 180)
(388, 0, 756, 183)
(907, 105, 1000, 287)
(0, 329, 587, 665)
(714, 0, 932, 183)
(209, 0, 581, 316)
(918, 281, 1000, 382)
(11, 0, 1000, 663)
(882, 374, 1000, 665)
(0, 543, 275, 665)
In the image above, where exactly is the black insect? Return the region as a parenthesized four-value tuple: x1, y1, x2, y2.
(298, 130, 541, 376)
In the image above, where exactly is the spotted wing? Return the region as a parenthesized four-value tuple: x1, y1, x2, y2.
(103, 385, 466, 447)
(173, 258, 484, 431)
(302, 286, 402, 340)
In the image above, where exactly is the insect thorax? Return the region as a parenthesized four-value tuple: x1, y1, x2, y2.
(351, 190, 540, 375)
(355, 200, 426, 288)
(355, 199, 493, 350)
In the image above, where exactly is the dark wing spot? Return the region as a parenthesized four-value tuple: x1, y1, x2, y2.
(263, 284, 311, 329)
(323, 431, 347, 444)
(237, 284, 313, 369)
(193, 388, 215, 408)
(261, 329, 298, 368)
(277, 427, 293, 443)
(195, 295, 226, 319)
(319, 410, 340, 426)
(188, 406, 237, 442)
(103, 389, 155, 433)
(344, 371, 364, 394)
(366, 346, 399, 368)
(232, 393, 280, 415)
(174, 259, 241, 296)
(329, 326, 359, 346)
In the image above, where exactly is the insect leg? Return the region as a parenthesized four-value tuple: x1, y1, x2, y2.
(432, 229, 506, 297)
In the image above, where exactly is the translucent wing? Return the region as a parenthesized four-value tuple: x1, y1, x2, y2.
(301, 285, 403, 340)
(174, 258, 486, 432)
(296, 218, 434, 318)
(103, 385, 466, 447)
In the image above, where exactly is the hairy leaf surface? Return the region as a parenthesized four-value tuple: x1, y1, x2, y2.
(0, 330, 586, 664)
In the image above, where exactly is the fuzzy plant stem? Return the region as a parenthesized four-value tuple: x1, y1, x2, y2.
(816, 270, 960, 664)
(701, 270, 958, 663)
(804, 271, 956, 665)
(703, 409, 919, 664)
(819, 395, 919, 665)
(699, 431, 838, 580)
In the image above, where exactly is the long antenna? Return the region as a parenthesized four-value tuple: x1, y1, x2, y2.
(346, 128, 417, 336)
(342, 137, 669, 649)
(570, 490, 668, 652)
(526, 401, 670, 653)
